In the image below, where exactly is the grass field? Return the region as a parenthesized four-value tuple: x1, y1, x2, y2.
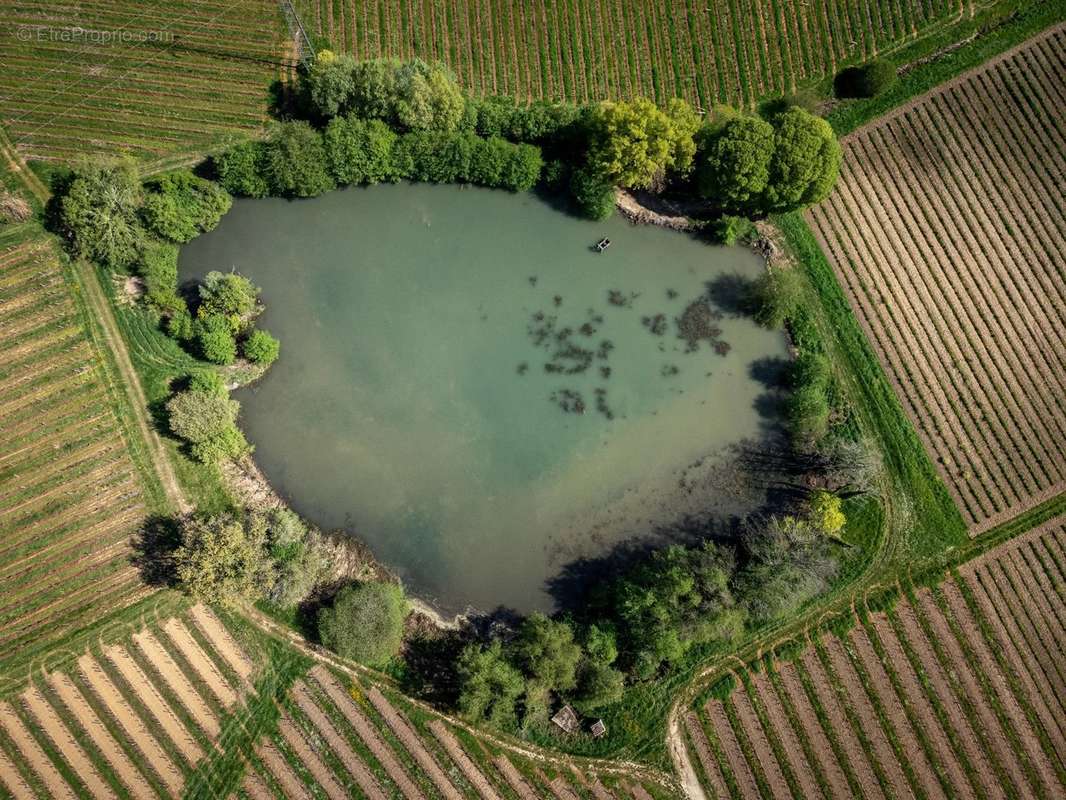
(0, 0, 292, 166)
(682, 515, 1066, 800)
(293, 0, 986, 107)
(807, 25, 1066, 536)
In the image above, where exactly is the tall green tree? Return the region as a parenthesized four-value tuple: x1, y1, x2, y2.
(318, 582, 409, 666)
(60, 161, 143, 268)
(585, 98, 698, 190)
(175, 513, 272, 607)
(514, 613, 582, 693)
(456, 641, 526, 728)
(764, 108, 841, 210)
(697, 116, 775, 210)
(261, 121, 336, 197)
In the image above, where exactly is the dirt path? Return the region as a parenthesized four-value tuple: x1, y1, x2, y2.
(75, 260, 189, 514)
(104, 644, 203, 764)
(48, 672, 155, 800)
(132, 629, 219, 738)
(77, 654, 182, 794)
(189, 604, 255, 685)
(704, 699, 760, 799)
(748, 671, 824, 800)
(311, 666, 426, 800)
(21, 685, 116, 799)
(257, 739, 310, 800)
(366, 685, 463, 800)
(431, 719, 504, 800)
(291, 682, 387, 800)
(0, 699, 76, 799)
(162, 617, 239, 708)
(671, 711, 710, 800)
(278, 715, 349, 800)
(494, 754, 538, 800)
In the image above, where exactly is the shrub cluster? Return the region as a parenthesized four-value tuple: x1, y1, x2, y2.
(318, 581, 409, 667)
(216, 119, 544, 198)
(175, 507, 330, 608)
(835, 59, 898, 99)
(165, 372, 250, 464)
(697, 106, 841, 216)
(457, 504, 842, 729)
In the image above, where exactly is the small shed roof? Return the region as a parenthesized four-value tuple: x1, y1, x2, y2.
(551, 704, 580, 734)
(590, 719, 607, 738)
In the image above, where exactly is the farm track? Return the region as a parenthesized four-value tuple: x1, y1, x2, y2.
(807, 25, 1066, 534)
(293, 0, 970, 107)
(682, 516, 1066, 799)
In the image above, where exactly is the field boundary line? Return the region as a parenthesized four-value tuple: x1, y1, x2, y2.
(73, 261, 189, 515)
(842, 20, 1066, 140)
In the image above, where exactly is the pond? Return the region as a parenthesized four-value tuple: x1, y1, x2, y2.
(179, 183, 789, 614)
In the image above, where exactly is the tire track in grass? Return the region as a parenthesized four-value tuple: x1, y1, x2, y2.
(0, 700, 76, 800)
(310, 666, 425, 800)
(367, 684, 462, 799)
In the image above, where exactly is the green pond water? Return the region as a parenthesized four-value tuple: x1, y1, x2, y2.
(179, 183, 788, 614)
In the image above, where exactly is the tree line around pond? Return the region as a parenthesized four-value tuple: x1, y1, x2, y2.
(46, 52, 865, 745)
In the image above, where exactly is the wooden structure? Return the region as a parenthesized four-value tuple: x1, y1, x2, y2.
(551, 704, 580, 734)
(595, 237, 611, 252)
(590, 719, 607, 738)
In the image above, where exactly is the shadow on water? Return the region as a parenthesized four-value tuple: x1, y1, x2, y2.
(705, 273, 755, 317)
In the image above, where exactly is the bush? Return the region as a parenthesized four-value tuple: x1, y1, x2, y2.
(214, 141, 269, 198)
(318, 581, 409, 666)
(787, 352, 831, 442)
(456, 641, 525, 728)
(324, 115, 398, 185)
(712, 215, 754, 246)
(138, 241, 181, 311)
(60, 161, 144, 268)
(258, 509, 329, 607)
(175, 514, 271, 606)
(570, 167, 615, 220)
(194, 314, 237, 365)
(835, 59, 898, 99)
(165, 387, 249, 462)
(745, 267, 802, 328)
(188, 370, 226, 395)
(261, 122, 336, 198)
(809, 490, 846, 536)
(697, 115, 774, 211)
(167, 308, 194, 342)
(514, 613, 582, 693)
(243, 329, 280, 366)
(388, 131, 543, 192)
(198, 271, 260, 333)
(141, 170, 231, 243)
(764, 108, 841, 211)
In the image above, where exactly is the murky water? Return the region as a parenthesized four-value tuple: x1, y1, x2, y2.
(179, 183, 788, 613)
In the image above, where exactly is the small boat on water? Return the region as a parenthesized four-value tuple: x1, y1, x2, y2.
(595, 237, 611, 252)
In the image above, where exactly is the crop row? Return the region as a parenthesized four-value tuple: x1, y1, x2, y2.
(0, 604, 255, 798)
(0, 235, 150, 674)
(295, 0, 973, 107)
(684, 514, 1066, 799)
(0, 0, 292, 162)
(806, 26, 1066, 534)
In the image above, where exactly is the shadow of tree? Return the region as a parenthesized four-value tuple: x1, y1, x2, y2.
(130, 515, 182, 587)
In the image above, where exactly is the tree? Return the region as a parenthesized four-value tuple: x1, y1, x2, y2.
(140, 170, 231, 243)
(514, 613, 582, 693)
(60, 161, 143, 268)
(261, 122, 336, 198)
(137, 241, 182, 311)
(570, 167, 615, 220)
(787, 352, 831, 442)
(214, 141, 269, 198)
(194, 313, 238, 365)
(663, 98, 701, 177)
(735, 515, 838, 625)
(456, 641, 525, 728)
(305, 50, 358, 117)
(764, 108, 841, 211)
(809, 490, 846, 536)
(198, 271, 260, 332)
(394, 59, 465, 132)
(835, 59, 897, 98)
(165, 387, 250, 462)
(175, 513, 272, 607)
(745, 267, 801, 328)
(585, 98, 696, 190)
(318, 581, 409, 666)
(697, 116, 774, 210)
(259, 509, 329, 607)
(324, 116, 398, 185)
(712, 215, 755, 246)
(243, 329, 280, 366)
(575, 661, 624, 708)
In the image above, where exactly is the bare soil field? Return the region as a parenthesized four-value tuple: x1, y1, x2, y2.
(807, 25, 1066, 535)
(682, 515, 1066, 799)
